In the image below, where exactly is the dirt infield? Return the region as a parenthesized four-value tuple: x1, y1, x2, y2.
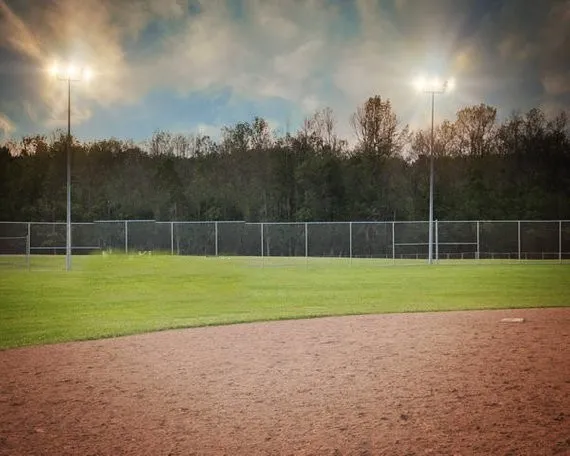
(1, 308, 569, 456)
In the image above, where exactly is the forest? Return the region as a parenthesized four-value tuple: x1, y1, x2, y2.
(1, 96, 569, 223)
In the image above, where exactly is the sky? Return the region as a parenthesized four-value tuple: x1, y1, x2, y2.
(0, 0, 569, 145)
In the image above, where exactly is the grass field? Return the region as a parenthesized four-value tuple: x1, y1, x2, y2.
(1, 254, 569, 349)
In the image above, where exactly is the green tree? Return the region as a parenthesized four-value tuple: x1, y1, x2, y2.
(350, 96, 410, 157)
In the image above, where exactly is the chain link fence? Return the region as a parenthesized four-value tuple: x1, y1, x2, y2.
(1, 220, 569, 263)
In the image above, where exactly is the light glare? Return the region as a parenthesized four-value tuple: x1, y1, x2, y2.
(67, 64, 78, 79)
(413, 76, 426, 92)
(48, 61, 94, 80)
(412, 75, 455, 93)
(49, 63, 59, 77)
(83, 67, 93, 82)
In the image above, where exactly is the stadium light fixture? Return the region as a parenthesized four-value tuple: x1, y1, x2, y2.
(48, 61, 93, 271)
(413, 75, 454, 264)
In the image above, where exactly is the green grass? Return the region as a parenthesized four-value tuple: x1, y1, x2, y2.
(1, 255, 569, 349)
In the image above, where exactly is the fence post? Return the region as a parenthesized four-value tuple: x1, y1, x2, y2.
(304, 222, 308, 259)
(215, 222, 219, 257)
(125, 220, 128, 254)
(435, 220, 439, 262)
(260, 223, 264, 258)
(558, 220, 562, 263)
(349, 222, 352, 264)
(170, 222, 174, 255)
(476, 221, 480, 260)
(392, 222, 396, 264)
(27, 222, 31, 270)
(176, 223, 180, 255)
(518, 220, 521, 261)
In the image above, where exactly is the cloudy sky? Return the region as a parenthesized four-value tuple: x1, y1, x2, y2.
(0, 0, 569, 143)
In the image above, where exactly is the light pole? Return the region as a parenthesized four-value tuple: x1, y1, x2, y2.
(49, 63, 93, 271)
(414, 77, 454, 264)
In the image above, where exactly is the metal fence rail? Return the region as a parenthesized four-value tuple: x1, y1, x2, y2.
(1, 220, 569, 262)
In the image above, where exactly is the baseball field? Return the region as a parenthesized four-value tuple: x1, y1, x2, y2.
(1, 255, 569, 455)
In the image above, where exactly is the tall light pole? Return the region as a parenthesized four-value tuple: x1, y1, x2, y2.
(414, 77, 455, 264)
(49, 63, 93, 271)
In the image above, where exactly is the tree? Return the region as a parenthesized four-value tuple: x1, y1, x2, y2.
(250, 117, 274, 151)
(1, 99, 570, 225)
(412, 120, 458, 159)
(220, 122, 252, 154)
(496, 112, 524, 156)
(147, 130, 175, 156)
(350, 96, 409, 157)
(454, 104, 498, 156)
(297, 107, 346, 154)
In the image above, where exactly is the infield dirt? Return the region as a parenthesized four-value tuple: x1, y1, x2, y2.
(1, 308, 569, 455)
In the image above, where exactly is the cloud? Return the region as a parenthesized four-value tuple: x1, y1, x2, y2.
(1, 0, 569, 141)
(137, 2, 247, 94)
(0, 0, 137, 131)
(0, 0, 43, 60)
(273, 40, 324, 82)
(497, 34, 537, 62)
(0, 111, 15, 137)
(539, 1, 570, 96)
(542, 72, 570, 96)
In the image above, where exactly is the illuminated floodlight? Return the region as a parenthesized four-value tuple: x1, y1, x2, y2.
(411, 73, 457, 265)
(46, 59, 94, 272)
(413, 75, 454, 93)
(48, 61, 93, 81)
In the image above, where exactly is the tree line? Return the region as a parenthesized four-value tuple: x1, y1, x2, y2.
(1, 97, 569, 223)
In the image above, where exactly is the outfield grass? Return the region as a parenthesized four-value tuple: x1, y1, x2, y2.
(0, 255, 569, 349)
